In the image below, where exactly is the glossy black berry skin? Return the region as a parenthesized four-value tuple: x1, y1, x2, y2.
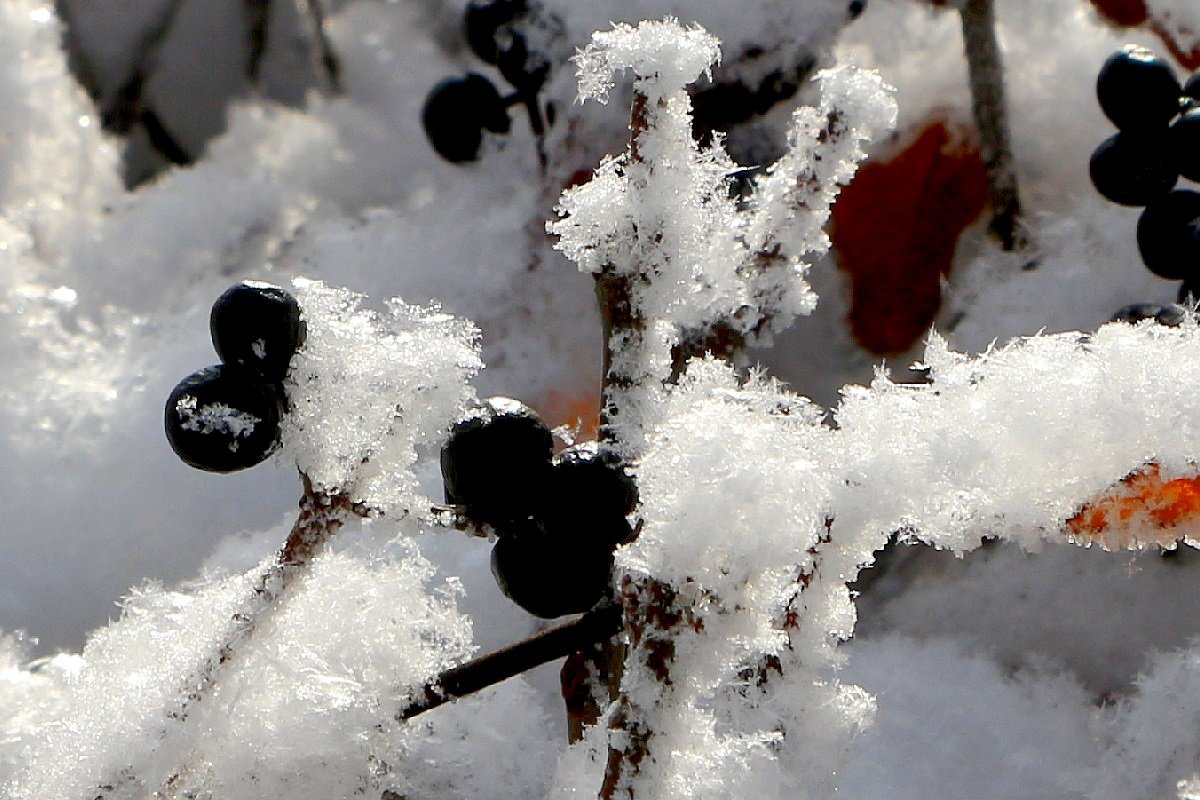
(543, 442, 638, 548)
(422, 74, 512, 163)
(1097, 45, 1182, 132)
(1170, 109, 1200, 182)
(1137, 190, 1200, 280)
(496, 34, 549, 94)
(441, 397, 552, 529)
(1184, 71, 1200, 103)
(1110, 302, 1186, 326)
(1089, 131, 1178, 206)
(165, 365, 281, 473)
(491, 534, 613, 618)
(464, 0, 527, 65)
(210, 282, 305, 382)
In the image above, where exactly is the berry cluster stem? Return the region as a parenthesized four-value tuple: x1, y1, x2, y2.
(244, 0, 271, 84)
(397, 602, 622, 721)
(958, 0, 1026, 250)
(90, 474, 358, 800)
(302, 0, 343, 94)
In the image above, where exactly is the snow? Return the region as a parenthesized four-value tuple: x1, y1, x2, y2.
(0, 0, 1198, 799)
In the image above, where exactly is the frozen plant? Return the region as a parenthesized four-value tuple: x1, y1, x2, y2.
(11, 11, 1200, 800)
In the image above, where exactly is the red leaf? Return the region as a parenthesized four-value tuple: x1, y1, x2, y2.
(830, 116, 989, 355)
(1088, 0, 1200, 70)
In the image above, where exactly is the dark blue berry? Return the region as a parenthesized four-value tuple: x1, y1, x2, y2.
(165, 365, 281, 473)
(1089, 131, 1178, 206)
(1137, 190, 1200, 280)
(1170, 108, 1200, 182)
(490, 534, 613, 618)
(441, 397, 552, 529)
(464, 0, 527, 65)
(1110, 302, 1185, 326)
(422, 74, 512, 163)
(1184, 71, 1200, 103)
(210, 282, 304, 382)
(1097, 45, 1182, 132)
(543, 442, 637, 547)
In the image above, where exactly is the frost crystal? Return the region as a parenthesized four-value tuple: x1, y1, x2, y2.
(549, 18, 894, 455)
(281, 278, 482, 514)
(175, 396, 260, 443)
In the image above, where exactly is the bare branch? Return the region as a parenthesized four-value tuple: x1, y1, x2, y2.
(958, 0, 1026, 250)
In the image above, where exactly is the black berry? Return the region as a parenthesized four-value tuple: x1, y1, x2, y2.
(464, 0, 527, 65)
(1170, 108, 1200, 182)
(165, 365, 281, 473)
(1183, 71, 1200, 103)
(210, 281, 304, 382)
(848, 0, 866, 18)
(1137, 190, 1200, 280)
(440, 397, 552, 529)
(1089, 131, 1178, 206)
(496, 33, 549, 94)
(490, 534, 613, 618)
(1097, 45, 1182, 132)
(422, 74, 512, 163)
(543, 442, 637, 548)
(1110, 302, 1186, 326)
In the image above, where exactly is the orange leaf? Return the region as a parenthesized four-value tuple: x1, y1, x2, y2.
(1066, 463, 1200, 549)
(830, 116, 988, 355)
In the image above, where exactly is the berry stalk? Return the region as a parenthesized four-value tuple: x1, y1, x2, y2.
(397, 602, 622, 721)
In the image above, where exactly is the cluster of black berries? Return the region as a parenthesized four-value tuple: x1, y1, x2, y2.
(441, 397, 637, 618)
(422, 0, 559, 163)
(165, 282, 305, 473)
(1089, 45, 1200, 297)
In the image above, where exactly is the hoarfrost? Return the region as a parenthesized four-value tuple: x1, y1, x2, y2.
(282, 278, 482, 514)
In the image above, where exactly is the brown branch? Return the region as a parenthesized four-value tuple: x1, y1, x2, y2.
(958, 0, 1025, 250)
(398, 602, 622, 721)
(92, 474, 359, 800)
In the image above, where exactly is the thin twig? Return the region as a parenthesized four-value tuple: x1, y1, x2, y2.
(244, 0, 272, 85)
(398, 603, 622, 721)
(301, 0, 343, 94)
(102, 0, 187, 134)
(91, 474, 360, 800)
(958, 0, 1025, 250)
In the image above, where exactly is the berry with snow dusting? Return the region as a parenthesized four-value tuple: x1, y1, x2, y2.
(164, 365, 281, 473)
(210, 281, 305, 382)
(440, 397, 552, 531)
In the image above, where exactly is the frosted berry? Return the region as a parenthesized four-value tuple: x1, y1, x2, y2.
(165, 365, 281, 473)
(1110, 302, 1185, 326)
(1089, 131, 1177, 206)
(422, 74, 511, 163)
(464, 0, 526, 65)
(1137, 190, 1200, 280)
(543, 442, 638, 547)
(210, 281, 304, 382)
(1170, 109, 1200, 182)
(440, 397, 552, 529)
(1097, 45, 1182, 132)
(490, 534, 613, 618)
